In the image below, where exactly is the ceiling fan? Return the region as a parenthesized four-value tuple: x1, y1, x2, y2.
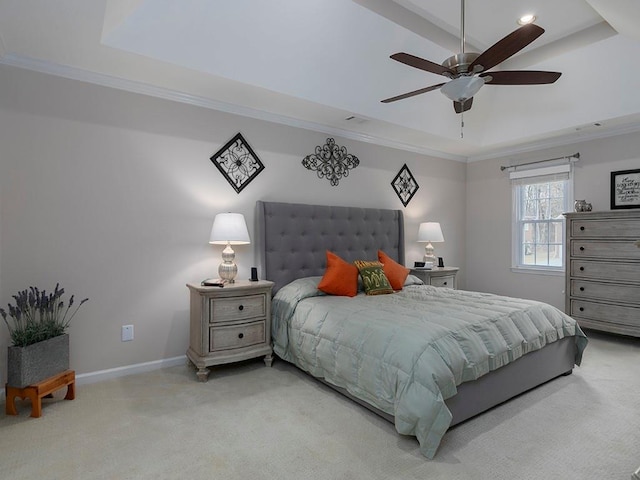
(381, 0, 562, 113)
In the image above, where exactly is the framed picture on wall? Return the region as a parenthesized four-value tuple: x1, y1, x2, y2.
(610, 169, 640, 209)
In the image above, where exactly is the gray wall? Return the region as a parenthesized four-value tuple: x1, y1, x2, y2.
(0, 65, 466, 378)
(465, 133, 640, 309)
(2, 62, 638, 380)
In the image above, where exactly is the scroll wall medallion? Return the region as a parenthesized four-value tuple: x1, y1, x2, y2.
(391, 164, 419, 207)
(302, 138, 359, 186)
(210, 133, 265, 194)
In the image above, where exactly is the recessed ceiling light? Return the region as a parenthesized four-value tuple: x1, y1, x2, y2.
(517, 14, 536, 25)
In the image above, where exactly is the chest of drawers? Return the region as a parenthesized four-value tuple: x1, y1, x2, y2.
(564, 210, 640, 337)
(186, 280, 274, 381)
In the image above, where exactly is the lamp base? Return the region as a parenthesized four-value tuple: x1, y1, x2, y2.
(423, 254, 437, 265)
(218, 263, 237, 283)
(423, 242, 437, 265)
(219, 243, 238, 283)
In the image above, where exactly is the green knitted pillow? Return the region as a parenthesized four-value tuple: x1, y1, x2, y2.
(353, 260, 394, 295)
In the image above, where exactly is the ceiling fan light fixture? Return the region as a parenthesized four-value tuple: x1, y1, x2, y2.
(517, 14, 536, 25)
(440, 75, 485, 102)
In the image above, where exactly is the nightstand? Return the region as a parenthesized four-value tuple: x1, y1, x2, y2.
(409, 267, 459, 289)
(186, 280, 274, 382)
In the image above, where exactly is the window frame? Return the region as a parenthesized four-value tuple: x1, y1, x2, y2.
(510, 164, 573, 275)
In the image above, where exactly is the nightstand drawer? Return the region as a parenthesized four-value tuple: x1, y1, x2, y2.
(210, 321, 266, 351)
(210, 294, 266, 323)
(430, 275, 455, 288)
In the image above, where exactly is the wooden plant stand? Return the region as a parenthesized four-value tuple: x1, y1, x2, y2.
(5, 370, 75, 418)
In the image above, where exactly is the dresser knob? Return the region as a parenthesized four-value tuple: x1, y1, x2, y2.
(443, 282, 447, 286)
(579, 287, 585, 291)
(579, 266, 585, 271)
(579, 307, 584, 312)
(238, 305, 244, 311)
(238, 333, 244, 339)
(580, 226, 585, 231)
(579, 246, 585, 251)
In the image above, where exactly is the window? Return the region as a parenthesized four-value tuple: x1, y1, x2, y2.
(511, 165, 572, 272)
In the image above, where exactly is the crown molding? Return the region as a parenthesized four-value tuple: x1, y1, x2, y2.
(4, 53, 631, 164)
(0, 54, 467, 162)
(466, 121, 640, 162)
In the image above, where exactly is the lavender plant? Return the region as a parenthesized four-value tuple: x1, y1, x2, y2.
(0, 284, 88, 347)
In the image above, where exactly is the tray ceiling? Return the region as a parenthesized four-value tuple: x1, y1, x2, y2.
(1, 0, 640, 161)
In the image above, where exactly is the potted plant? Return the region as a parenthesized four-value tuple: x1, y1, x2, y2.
(1, 284, 88, 388)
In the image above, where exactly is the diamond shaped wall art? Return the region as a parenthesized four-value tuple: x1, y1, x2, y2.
(391, 164, 419, 207)
(210, 133, 265, 194)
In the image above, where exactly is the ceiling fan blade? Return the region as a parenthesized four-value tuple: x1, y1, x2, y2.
(481, 70, 562, 85)
(453, 98, 473, 113)
(381, 83, 446, 103)
(390, 53, 455, 77)
(470, 24, 544, 73)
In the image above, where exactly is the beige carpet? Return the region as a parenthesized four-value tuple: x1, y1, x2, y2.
(1, 330, 638, 480)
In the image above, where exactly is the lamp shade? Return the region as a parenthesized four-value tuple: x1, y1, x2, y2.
(209, 213, 250, 245)
(417, 222, 444, 243)
(440, 76, 485, 102)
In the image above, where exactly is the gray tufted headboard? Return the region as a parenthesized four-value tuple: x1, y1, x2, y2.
(256, 201, 405, 294)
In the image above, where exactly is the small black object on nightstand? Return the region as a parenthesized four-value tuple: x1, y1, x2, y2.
(250, 267, 259, 281)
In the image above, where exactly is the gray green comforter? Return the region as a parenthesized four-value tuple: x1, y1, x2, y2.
(271, 276, 588, 458)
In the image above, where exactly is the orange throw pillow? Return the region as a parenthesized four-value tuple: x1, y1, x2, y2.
(378, 250, 410, 290)
(317, 251, 359, 297)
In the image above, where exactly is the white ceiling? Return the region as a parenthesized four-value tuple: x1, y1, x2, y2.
(1, 0, 640, 161)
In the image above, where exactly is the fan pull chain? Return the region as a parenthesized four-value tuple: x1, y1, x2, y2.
(460, 112, 464, 138)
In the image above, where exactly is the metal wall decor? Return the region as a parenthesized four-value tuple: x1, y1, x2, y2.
(391, 164, 419, 207)
(210, 133, 264, 193)
(302, 138, 359, 186)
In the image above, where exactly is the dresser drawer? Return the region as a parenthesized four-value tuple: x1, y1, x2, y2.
(571, 240, 640, 260)
(570, 260, 640, 283)
(210, 294, 266, 323)
(571, 218, 640, 238)
(210, 321, 266, 352)
(570, 299, 640, 327)
(430, 275, 455, 288)
(570, 280, 640, 304)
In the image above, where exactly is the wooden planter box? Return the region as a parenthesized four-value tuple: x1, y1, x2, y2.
(7, 334, 70, 388)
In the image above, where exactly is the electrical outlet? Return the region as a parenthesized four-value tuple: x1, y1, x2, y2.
(122, 325, 134, 342)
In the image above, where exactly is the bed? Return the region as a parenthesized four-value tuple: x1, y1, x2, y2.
(256, 200, 587, 458)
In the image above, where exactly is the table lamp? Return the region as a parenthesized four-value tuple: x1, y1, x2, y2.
(209, 213, 250, 283)
(417, 222, 444, 265)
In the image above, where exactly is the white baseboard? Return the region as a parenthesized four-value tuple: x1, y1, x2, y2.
(1, 355, 187, 397)
(75, 355, 187, 385)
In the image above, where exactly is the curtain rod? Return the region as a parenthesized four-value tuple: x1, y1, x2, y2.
(500, 152, 580, 171)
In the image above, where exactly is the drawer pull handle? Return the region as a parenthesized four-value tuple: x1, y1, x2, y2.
(579, 287, 585, 291)
(580, 226, 585, 231)
(443, 282, 447, 286)
(579, 266, 585, 271)
(238, 305, 244, 311)
(579, 246, 585, 251)
(579, 307, 584, 312)
(238, 333, 244, 339)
